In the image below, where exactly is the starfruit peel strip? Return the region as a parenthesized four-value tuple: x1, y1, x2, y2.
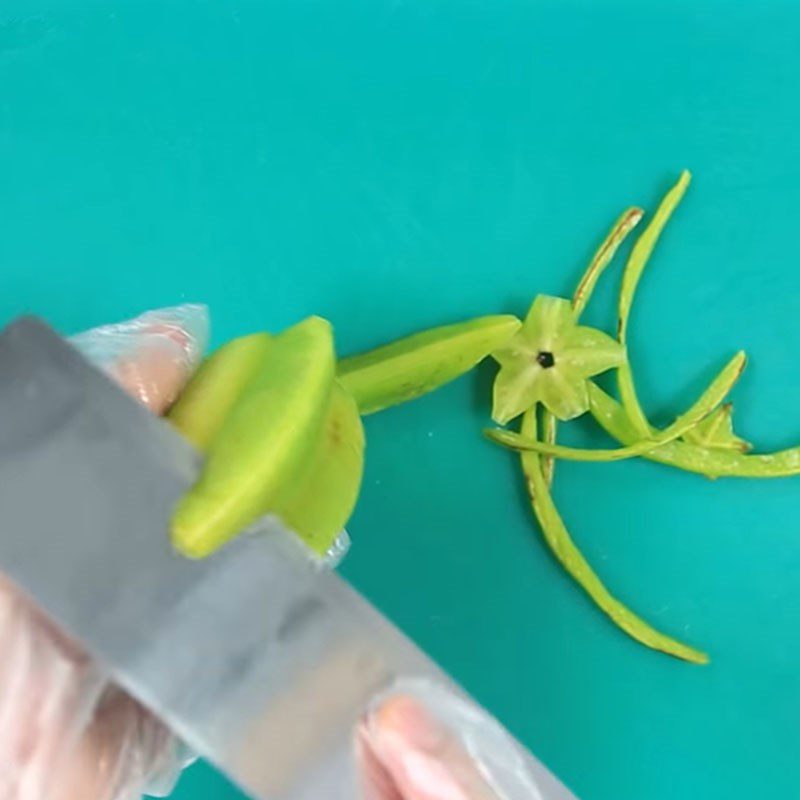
(519, 406, 708, 663)
(540, 206, 645, 484)
(617, 170, 691, 438)
(489, 351, 745, 462)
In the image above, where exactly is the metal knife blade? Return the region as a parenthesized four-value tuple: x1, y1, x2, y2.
(0, 317, 576, 800)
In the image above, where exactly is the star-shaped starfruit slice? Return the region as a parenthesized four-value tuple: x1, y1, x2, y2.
(491, 294, 626, 424)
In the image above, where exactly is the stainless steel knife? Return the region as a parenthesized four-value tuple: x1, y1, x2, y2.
(0, 317, 577, 800)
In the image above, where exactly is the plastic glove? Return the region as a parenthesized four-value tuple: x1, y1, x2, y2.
(0, 304, 208, 800)
(360, 695, 503, 800)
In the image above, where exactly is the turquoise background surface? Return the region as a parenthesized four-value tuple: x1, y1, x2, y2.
(2, 2, 799, 798)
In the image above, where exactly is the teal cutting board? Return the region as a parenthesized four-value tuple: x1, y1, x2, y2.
(2, 2, 799, 798)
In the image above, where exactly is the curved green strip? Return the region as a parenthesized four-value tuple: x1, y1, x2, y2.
(519, 407, 708, 663)
(589, 384, 800, 479)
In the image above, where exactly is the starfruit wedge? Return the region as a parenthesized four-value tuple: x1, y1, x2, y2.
(168, 332, 272, 450)
(171, 316, 335, 558)
(275, 382, 365, 556)
(338, 315, 520, 415)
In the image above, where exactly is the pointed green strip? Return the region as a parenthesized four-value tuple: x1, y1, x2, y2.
(589, 384, 800, 479)
(519, 407, 708, 663)
(491, 352, 745, 463)
(542, 206, 644, 484)
(617, 171, 691, 437)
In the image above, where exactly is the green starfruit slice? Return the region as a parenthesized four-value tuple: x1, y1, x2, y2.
(172, 316, 335, 558)
(338, 315, 520, 415)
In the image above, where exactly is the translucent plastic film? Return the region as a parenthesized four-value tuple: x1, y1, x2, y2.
(69, 304, 209, 415)
(360, 681, 556, 800)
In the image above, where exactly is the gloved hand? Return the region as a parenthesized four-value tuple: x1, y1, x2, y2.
(360, 695, 502, 800)
(0, 305, 208, 800)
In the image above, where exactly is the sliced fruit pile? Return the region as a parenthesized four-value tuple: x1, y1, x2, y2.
(169, 171, 800, 663)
